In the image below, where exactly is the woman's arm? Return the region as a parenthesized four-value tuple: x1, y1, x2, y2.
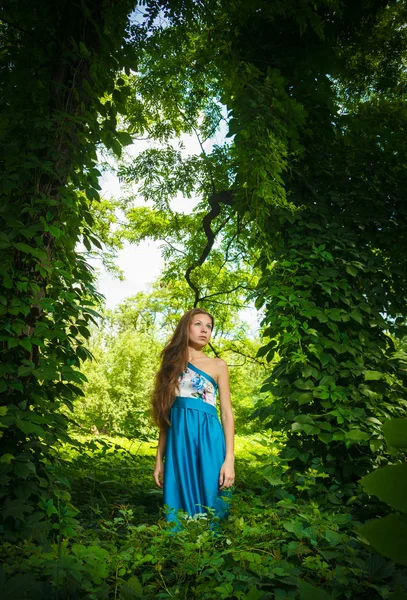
(153, 426, 167, 488)
(217, 359, 235, 488)
(156, 426, 167, 461)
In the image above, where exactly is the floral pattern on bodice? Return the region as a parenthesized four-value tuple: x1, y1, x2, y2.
(175, 362, 218, 407)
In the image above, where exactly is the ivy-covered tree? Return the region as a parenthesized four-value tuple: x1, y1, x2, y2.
(221, 1, 407, 495)
(0, 0, 137, 535)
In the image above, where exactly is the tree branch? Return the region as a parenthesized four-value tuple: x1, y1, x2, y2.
(198, 283, 254, 303)
(184, 190, 235, 305)
(223, 344, 266, 367)
(161, 238, 189, 257)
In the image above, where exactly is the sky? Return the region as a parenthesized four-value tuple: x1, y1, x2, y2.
(89, 123, 262, 337)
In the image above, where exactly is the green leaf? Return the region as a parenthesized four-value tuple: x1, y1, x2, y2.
(327, 492, 343, 505)
(297, 392, 314, 405)
(350, 310, 363, 324)
(15, 419, 46, 437)
(119, 575, 144, 600)
(86, 187, 100, 202)
(79, 41, 91, 59)
(346, 265, 358, 276)
(89, 236, 103, 250)
(2, 497, 34, 521)
(302, 424, 320, 435)
(3, 273, 12, 288)
(245, 587, 263, 600)
(0, 571, 39, 600)
(326, 308, 343, 321)
(383, 419, 407, 449)
(360, 464, 407, 513)
(117, 131, 134, 146)
(294, 379, 314, 390)
(265, 476, 284, 486)
(318, 433, 333, 444)
(18, 365, 34, 376)
(366, 417, 382, 425)
(14, 461, 35, 479)
(8, 380, 23, 392)
(48, 225, 62, 238)
(13, 242, 47, 260)
(359, 515, 407, 566)
(0, 454, 15, 464)
(111, 137, 122, 157)
(323, 529, 342, 546)
(364, 371, 383, 381)
(370, 439, 383, 452)
(346, 429, 370, 441)
(19, 338, 32, 351)
(66, 383, 85, 397)
(294, 415, 315, 425)
(83, 236, 92, 251)
(298, 580, 333, 600)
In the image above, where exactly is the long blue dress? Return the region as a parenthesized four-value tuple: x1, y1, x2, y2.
(163, 361, 232, 532)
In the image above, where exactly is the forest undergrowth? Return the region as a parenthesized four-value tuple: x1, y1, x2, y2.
(2, 427, 406, 600)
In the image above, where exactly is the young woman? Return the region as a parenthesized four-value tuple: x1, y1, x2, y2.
(151, 308, 235, 532)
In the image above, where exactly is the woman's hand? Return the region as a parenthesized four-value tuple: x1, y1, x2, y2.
(219, 458, 235, 489)
(153, 460, 164, 488)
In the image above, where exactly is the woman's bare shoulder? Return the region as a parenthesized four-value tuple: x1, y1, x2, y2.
(212, 357, 229, 376)
(213, 357, 228, 367)
(202, 356, 227, 367)
(199, 356, 228, 380)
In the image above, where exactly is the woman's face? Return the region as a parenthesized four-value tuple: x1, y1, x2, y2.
(188, 313, 213, 347)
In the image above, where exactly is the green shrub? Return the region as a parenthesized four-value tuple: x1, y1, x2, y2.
(359, 419, 407, 568)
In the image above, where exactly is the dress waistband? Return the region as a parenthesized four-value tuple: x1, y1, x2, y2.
(171, 396, 218, 418)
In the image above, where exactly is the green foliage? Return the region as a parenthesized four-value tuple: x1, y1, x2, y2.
(115, 5, 263, 314)
(0, 0, 137, 536)
(75, 321, 160, 436)
(1, 429, 406, 599)
(2, 0, 407, 596)
(359, 419, 407, 566)
(225, 62, 307, 226)
(213, 0, 407, 494)
(253, 205, 407, 495)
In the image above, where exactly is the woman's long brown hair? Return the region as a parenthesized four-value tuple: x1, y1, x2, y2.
(150, 308, 214, 430)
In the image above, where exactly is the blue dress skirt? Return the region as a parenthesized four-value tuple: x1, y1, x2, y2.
(163, 362, 232, 532)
